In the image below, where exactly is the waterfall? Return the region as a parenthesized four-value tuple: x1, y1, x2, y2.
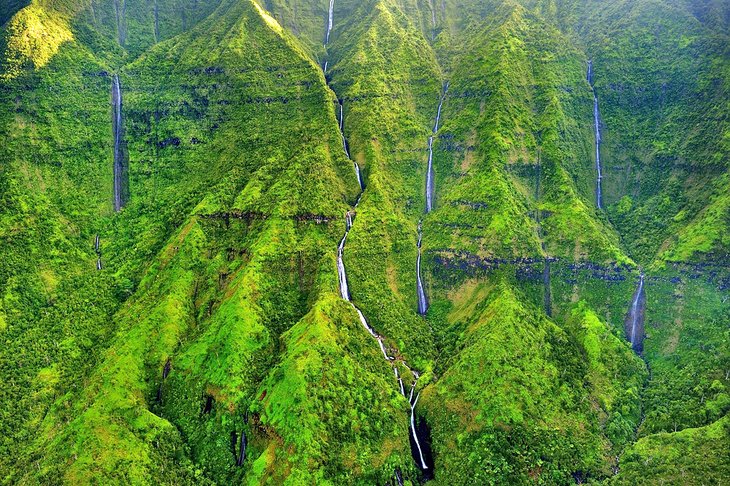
(156, 358, 171, 402)
(94, 234, 102, 271)
(416, 222, 427, 314)
(395, 367, 406, 397)
(410, 393, 429, 470)
(626, 274, 646, 353)
(162, 358, 171, 379)
(587, 61, 603, 210)
(419, 82, 449, 316)
(587, 59, 593, 85)
(236, 430, 247, 466)
(325, 0, 335, 45)
(426, 137, 435, 212)
(395, 468, 404, 486)
(112, 75, 126, 212)
(337, 231, 350, 301)
(426, 83, 448, 213)
(334, 149, 428, 480)
(328, 32, 431, 477)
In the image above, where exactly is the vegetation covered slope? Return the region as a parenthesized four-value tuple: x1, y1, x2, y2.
(1, 0, 728, 484)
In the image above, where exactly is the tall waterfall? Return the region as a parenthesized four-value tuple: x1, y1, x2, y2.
(416, 222, 427, 314)
(587, 60, 603, 209)
(426, 83, 449, 213)
(325, 0, 335, 45)
(625, 274, 646, 353)
(410, 392, 428, 470)
(418, 83, 449, 316)
(327, 11, 432, 478)
(112, 75, 126, 212)
(428, 0, 436, 40)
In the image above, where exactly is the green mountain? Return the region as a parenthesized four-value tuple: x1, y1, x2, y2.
(0, 0, 728, 484)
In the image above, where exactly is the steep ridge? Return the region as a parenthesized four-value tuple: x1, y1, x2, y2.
(2, 0, 412, 483)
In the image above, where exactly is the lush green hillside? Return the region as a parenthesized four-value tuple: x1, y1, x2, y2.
(1, 0, 728, 484)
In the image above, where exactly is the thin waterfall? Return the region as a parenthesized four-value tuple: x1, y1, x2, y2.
(416, 222, 427, 314)
(236, 430, 247, 466)
(410, 393, 429, 470)
(325, 0, 335, 45)
(426, 82, 448, 213)
(625, 274, 646, 353)
(94, 234, 102, 271)
(587, 60, 603, 209)
(333, 86, 431, 483)
(428, 0, 436, 40)
(337, 232, 350, 300)
(112, 75, 126, 212)
(419, 82, 449, 316)
(327, 11, 431, 478)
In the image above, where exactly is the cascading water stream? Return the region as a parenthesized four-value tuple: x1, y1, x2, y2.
(340, 101, 364, 189)
(426, 83, 448, 213)
(625, 273, 646, 353)
(325, 7, 431, 477)
(587, 60, 603, 209)
(409, 392, 429, 470)
(112, 75, 126, 212)
(418, 83, 449, 316)
(416, 222, 427, 315)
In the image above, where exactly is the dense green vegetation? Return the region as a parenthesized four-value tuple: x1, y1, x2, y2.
(1, 0, 728, 484)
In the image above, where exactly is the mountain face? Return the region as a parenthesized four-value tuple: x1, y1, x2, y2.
(0, 0, 728, 484)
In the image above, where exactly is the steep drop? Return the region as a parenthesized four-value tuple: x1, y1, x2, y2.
(587, 60, 603, 210)
(625, 274, 646, 353)
(111, 74, 127, 212)
(418, 83, 449, 315)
